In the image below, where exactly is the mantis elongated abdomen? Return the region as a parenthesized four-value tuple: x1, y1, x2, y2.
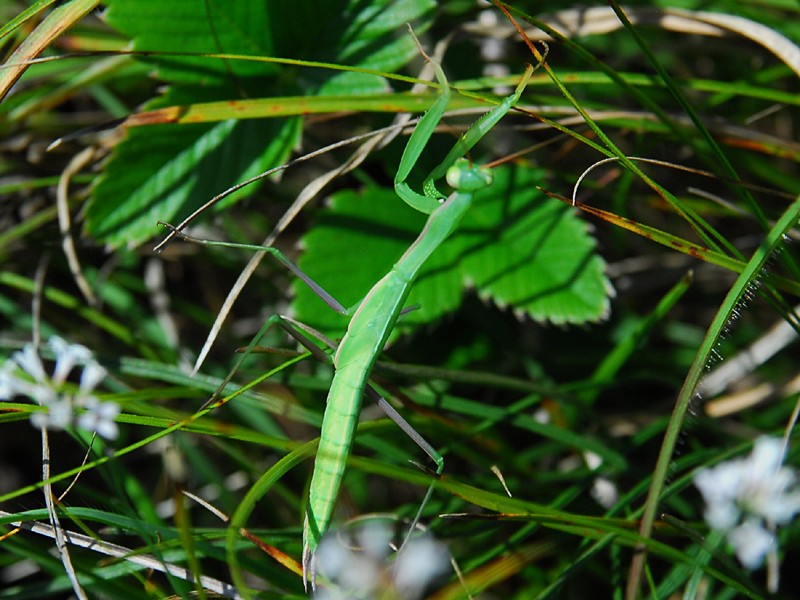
(303, 188, 476, 560)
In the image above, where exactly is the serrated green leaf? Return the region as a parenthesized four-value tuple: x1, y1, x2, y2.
(292, 165, 612, 338)
(459, 169, 612, 325)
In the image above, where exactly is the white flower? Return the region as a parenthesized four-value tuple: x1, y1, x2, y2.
(584, 451, 619, 509)
(1, 337, 119, 440)
(591, 476, 619, 509)
(314, 521, 449, 600)
(693, 437, 800, 569)
(77, 395, 120, 441)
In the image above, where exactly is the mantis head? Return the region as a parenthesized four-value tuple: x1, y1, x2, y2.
(446, 158, 493, 192)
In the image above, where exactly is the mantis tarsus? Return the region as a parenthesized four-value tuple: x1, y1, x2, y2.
(162, 46, 533, 589)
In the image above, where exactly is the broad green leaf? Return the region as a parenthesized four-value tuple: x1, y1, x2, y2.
(87, 0, 436, 247)
(312, 0, 437, 95)
(103, 0, 435, 96)
(87, 118, 301, 246)
(292, 165, 612, 338)
(104, 0, 276, 92)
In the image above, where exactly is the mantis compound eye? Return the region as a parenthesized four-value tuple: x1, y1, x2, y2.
(446, 158, 493, 191)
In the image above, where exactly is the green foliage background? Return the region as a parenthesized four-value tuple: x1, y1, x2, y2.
(1, 1, 800, 598)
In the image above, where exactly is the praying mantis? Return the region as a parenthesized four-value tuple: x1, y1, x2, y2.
(163, 44, 534, 588)
(301, 57, 531, 582)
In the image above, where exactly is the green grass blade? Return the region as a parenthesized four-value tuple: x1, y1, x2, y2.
(629, 193, 800, 595)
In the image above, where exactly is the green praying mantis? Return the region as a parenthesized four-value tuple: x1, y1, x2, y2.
(302, 58, 533, 576)
(301, 58, 532, 583)
(162, 44, 534, 588)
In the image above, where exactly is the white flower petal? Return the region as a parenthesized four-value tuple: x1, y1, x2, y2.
(98, 399, 121, 419)
(763, 490, 800, 525)
(30, 384, 58, 407)
(694, 463, 742, 530)
(337, 553, 380, 594)
(50, 336, 92, 385)
(591, 476, 619, 509)
(315, 534, 350, 581)
(95, 419, 119, 440)
(76, 397, 120, 440)
(79, 362, 106, 394)
(12, 345, 46, 383)
(734, 438, 800, 524)
(748, 437, 784, 473)
(694, 462, 741, 505)
(704, 501, 740, 531)
(29, 412, 48, 430)
(727, 519, 775, 570)
(0, 361, 22, 399)
(317, 531, 379, 593)
(394, 534, 449, 600)
(315, 525, 450, 599)
(31, 396, 73, 432)
(49, 396, 74, 428)
(695, 437, 800, 530)
(357, 521, 392, 561)
(584, 451, 603, 470)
